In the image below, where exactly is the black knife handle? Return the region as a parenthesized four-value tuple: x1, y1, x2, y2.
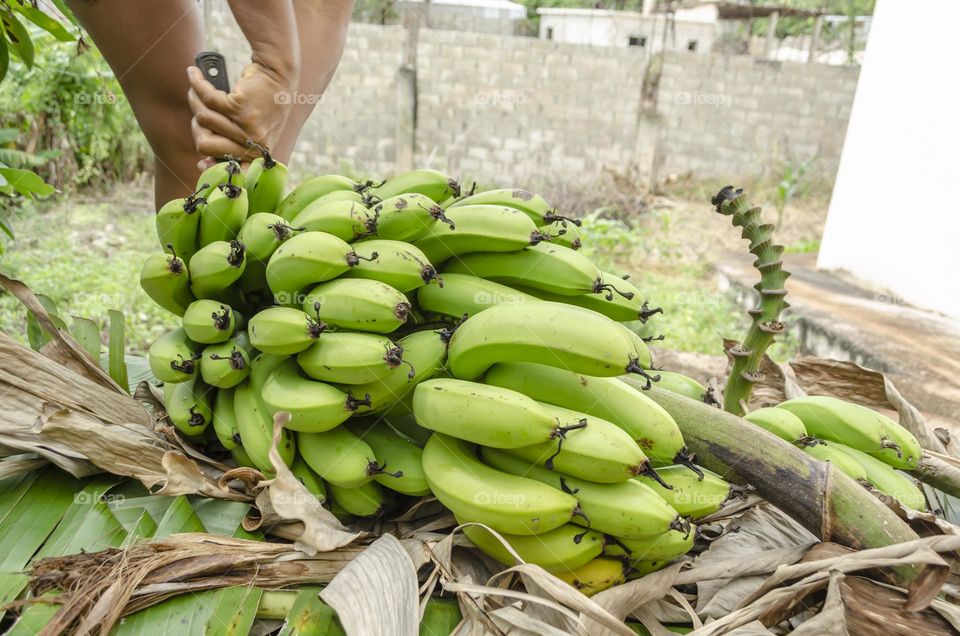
(195, 51, 230, 92)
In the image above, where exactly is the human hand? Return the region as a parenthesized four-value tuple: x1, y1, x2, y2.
(187, 61, 296, 169)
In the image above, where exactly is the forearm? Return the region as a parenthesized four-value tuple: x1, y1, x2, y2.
(293, 0, 355, 94)
(227, 0, 301, 81)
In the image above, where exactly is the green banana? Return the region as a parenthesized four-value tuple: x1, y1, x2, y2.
(195, 160, 244, 200)
(297, 332, 405, 385)
(339, 239, 441, 292)
(777, 396, 919, 469)
(420, 598, 463, 636)
(139, 250, 195, 316)
(367, 168, 459, 203)
(422, 433, 579, 535)
(459, 520, 603, 574)
(539, 219, 583, 250)
(556, 557, 626, 596)
(182, 299, 237, 344)
(744, 406, 807, 442)
(199, 182, 249, 246)
(265, 231, 369, 304)
(348, 419, 430, 496)
(235, 213, 301, 293)
(482, 448, 683, 539)
(652, 371, 707, 402)
(416, 272, 535, 319)
(248, 305, 326, 355)
(500, 402, 653, 484)
(833, 443, 926, 510)
(233, 379, 296, 475)
(156, 194, 204, 262)
(447, 301, 654, 383)
(290, 456, 328, 503)
(516, 280, 660, 324)
(328, 480, 391, 517)
(413, 204, 540, 264)
(261, 360, 370, 432)
(230, 445, 255, 468)
(483, 362, 690, 468)
(245, 153, 288, 214)
(603, 528, 694, 563)
(250, 351, 289, 390)
(301, 279, 411, 334)
(412, 378, 571, 449)
(165, 376, 214, 438)
(635, 465, 733, 519)
(444, 243, 631, 299)
(802, 441, 868, 481)
(334, 328, 448, 414)
(297, 426, 399, 488)
(870, 418, 923, 470)
(276, 174, 360, 221)
(382, 414, 432, 447)
(449, 188, 575, 226)
(199, 333, 252, 389)
(212, 386, 240, 449)
(149, 327, 202, 383)
(188, 240, 247, 300)
(367, 193, 451, 242)
(291, 199, 376, 241)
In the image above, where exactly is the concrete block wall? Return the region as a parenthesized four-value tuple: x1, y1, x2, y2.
(656, 53, 859, 184)
(415, 29, 649, 187)
(203, 1, 859, 190)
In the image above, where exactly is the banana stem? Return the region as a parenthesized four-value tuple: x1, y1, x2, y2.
(712, 187, 790, 416)
(912, 453, 960, 500)
(647, 387, 922, 586)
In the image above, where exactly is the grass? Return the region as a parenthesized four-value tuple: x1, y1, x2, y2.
(0, 190, 178, 354)
(0, 183, 798, 362)
(578, 208, 798, 362)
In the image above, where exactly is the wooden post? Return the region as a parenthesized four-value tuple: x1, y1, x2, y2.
(765, 10, 779, 58)
(808, 14, 823, 63)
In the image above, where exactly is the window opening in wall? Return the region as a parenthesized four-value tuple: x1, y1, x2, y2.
(546, 27, 554, 40)
(687, 39, 698, 51)
(628, 35, 647, 47)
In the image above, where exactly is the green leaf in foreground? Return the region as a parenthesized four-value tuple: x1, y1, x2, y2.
(0, 168, 53, 198)
(278, 587, 344, 636)
(69, 316, 102, 365)
(108, 309, 129, 393)
(205, 586, 263, 636)
(0, 9, 33, 68)
(25, 294, 66, 352)
(12, 4, 75, 42)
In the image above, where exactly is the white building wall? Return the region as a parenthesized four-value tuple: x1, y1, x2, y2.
(538, 10, 715, 52)
(817, 0, 960, 317)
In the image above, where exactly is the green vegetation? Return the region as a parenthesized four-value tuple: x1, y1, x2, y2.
(578, 208, 797, 361)
(0, 193, 177, 353)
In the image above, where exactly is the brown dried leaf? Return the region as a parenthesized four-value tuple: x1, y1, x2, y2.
(0, 273, 120, 393)
(247, 413, 362, 553)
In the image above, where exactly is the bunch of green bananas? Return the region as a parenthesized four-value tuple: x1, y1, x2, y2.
(142, 163, 754, 589)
